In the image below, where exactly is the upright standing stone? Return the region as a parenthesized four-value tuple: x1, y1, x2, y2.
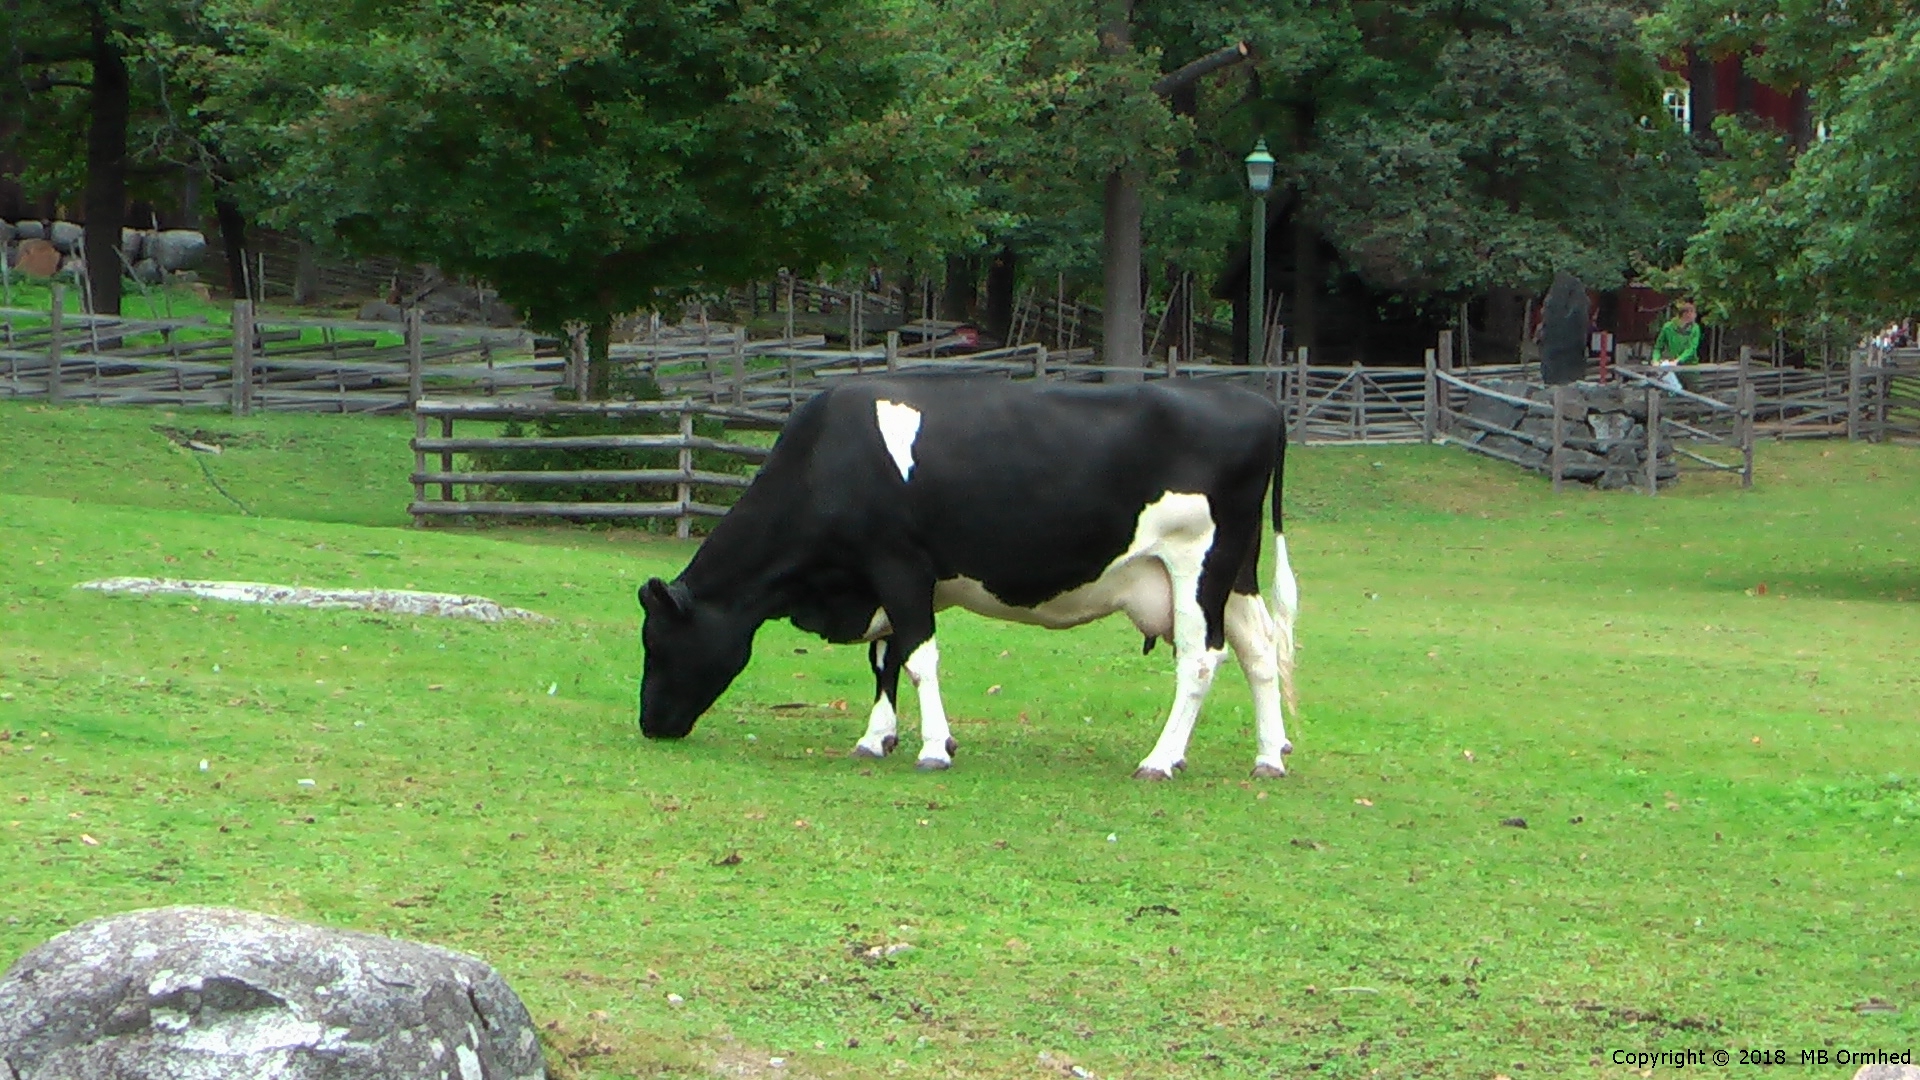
(1539, 272, 1589, 386)
(0, 905, 548, 1080)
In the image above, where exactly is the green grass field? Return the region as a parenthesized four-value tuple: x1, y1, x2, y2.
(1, 399, 1914, 1078)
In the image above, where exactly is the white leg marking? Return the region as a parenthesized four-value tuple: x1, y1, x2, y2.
(1134, 496, 1219, 779)
(855, 694, 898, 758)
(1137, 648, 1223, 778)
(1271, 532, 1299, 716)
(874, 400, 922, 482)
(903, 639, 953, 769)
(1227, 592, 1290, 775)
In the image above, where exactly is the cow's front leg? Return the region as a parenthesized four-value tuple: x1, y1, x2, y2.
(852, 638, 900, 759)
(1135, 647, 1223, 780)
(1135, 555, 1226, 780)
(903, 637, 956, 770)
(870, 568, 954, 770)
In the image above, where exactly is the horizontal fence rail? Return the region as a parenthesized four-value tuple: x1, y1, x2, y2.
(408, 399, 778, 537)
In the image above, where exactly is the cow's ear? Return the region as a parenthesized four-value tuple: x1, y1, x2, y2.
(640, 577, 690, 619)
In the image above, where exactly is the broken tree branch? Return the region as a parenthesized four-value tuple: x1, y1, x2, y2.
(1152, 41, 1251, 97)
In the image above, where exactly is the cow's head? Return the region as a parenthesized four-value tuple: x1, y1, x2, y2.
(638, 577, 755, 739)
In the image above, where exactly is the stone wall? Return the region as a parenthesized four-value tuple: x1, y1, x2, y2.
(1458, 378, 1676, 490)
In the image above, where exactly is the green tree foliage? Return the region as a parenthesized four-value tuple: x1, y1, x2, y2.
(192, 0, 986, 393)
(1650, 0, 1920, 328)
(1295, 0, 1698, 297)
(3, 0, 180, 314)
(942, 0, 1699, 354)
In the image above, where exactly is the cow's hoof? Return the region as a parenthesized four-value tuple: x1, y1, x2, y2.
(1172, 758, 1187, 772)
(916, 757, 951, 772)
(1281, 740, 1294, 756)
(1251, 762, 1288, 779)
(1132, 767, 1175, 782)
(881, 734, 899, 755)
(851, 744, 887, 760)
(945, 736, 958, 756)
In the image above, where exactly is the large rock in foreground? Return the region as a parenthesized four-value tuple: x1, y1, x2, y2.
(0, 906, 547, 1080)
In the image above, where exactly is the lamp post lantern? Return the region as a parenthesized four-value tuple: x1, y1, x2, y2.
(1245, 138, 1276, 368)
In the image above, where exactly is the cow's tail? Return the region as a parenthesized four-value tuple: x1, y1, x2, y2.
(1269, 419, 1299, 715)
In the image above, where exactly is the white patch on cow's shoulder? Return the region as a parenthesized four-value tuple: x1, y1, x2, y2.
(932, 491, 1213, 639)
(873, 400, 923, 481)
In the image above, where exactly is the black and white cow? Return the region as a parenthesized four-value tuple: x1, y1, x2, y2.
(637, 375, 1298, 779)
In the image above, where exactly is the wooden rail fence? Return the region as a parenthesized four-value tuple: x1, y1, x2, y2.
(409, 399, 777, 537)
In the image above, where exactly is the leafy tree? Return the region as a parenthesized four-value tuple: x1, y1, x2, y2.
(1649, 0, 1920, 330)
(195, 0, 987, 396)
(945, 0, 1697, 363)
(4, 0, 143, 314)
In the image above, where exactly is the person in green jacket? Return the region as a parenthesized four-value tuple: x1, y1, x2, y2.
(1650, 300, 1700, 391)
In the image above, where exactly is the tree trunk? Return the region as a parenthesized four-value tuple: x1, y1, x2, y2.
(1291, 209, 1319, 361)
(940, 254, 977, 323)
(586, 316, 614, 400)
(293, 239, 321, 305)
(1686, 47, 1718, 146)
(1480, 286, 1528, 360)
(214, 195, 250, 300)
(82, 6, 129, 316)
(1102, 168, 1144, 372)
(982, 246, 1017, 346)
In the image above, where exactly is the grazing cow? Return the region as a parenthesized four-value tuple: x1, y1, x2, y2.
(638, 376, 1298, 778)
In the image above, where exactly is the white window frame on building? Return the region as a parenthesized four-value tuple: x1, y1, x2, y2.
(1663, 86, 1692, 128)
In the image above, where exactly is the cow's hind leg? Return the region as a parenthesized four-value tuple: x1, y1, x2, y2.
(1226, 591, 1291, 777)
(852, 638, 901, 759)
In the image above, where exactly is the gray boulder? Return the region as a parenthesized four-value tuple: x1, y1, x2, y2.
(0, 905, 547, 1080)
(0, 220, 14, 247)
(131, 258, 166, 286)
(12, 220, 45, 241)
(120, 228, 147, 263)
(357, 301, 405, 323)
(49, 221, 84, 255)
(148, 230, 208, 272)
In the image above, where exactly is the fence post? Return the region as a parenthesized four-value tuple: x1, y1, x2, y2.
(732, 327, 747, 407)
(676, 409, 694, 541)
(406, 309, 424, 407)
(1033, 344, 1047, 382)
(412, 406, 429, 527)
(230, 300, 253, 416)
(1423, 348, 1438, 443)
(885, 329, 899, 374)
(1295, 347, 1310, 446)
(1551, 383, 1567, 493)
(439, 415, 454, 504)
(1875, 363, 1891, 443)
(1846, 353, 1861, 441)
(1644, 386, 1660, 497)
(784, 275, 796, 341)
(1166, 346, 1178, 379)
(47, 282, 63, 403)
(1739, 375, 1755, 489)
(1349, 361, 1364, 441)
